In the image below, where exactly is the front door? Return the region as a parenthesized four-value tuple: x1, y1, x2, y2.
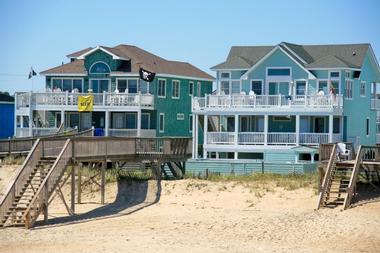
(268, 82, 289, 95)
(314, 117, 325, 133)
(81, 112, 92, 130)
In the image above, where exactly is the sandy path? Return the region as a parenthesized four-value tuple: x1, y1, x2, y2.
(0, 165, 379, 253)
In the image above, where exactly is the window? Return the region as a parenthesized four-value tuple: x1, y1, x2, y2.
(345, 71, 351, 79)
(273, 116, 291, 121)
(295, 81, 306, 95)
(360, 81, 366, 97)
(345, 79, 353, 99)
(51, 79, 83, 92)
(172, 80, 180, 98)
(251, 80, 262, 95)
(158, 79, 166, 97)
(366, 118, 370, 136)
(189, 115, 193, 132)
(139, 80, 150, 94)
(126, 113, 137, 129)
(197, 82, 201, 97)
(231, 80, 240, 94)
(220, 72, 230, 79)
(299, 153, 312, 161)
(329, 71, 340, 78)
(220, 81, 229, 95)
(89, 62, 110, 74)
(330, 80, 340, 95)
(317, 80, 328, 94)
(90, 79, 109, 93)
(116, 79, 138, 93)
(141, 113, 150, 129)
(177, 113, 184, 120)
(267, 68, 290, 76)
(189, 81, 194, 96)
(159, 113, 165, 132)
(333, 117, 340, 134)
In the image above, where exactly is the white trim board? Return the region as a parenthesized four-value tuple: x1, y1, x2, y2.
(240, 45, 316, 80)
(77, 46, 130, 60)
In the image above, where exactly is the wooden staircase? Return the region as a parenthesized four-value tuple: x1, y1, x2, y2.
(317, 145, 363, 210)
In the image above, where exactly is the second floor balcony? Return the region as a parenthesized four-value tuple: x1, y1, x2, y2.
(16, 91, 154, 111)
(193, 94, 343, 113)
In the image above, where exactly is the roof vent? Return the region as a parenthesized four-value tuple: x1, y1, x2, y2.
(352, 51, 356, 56)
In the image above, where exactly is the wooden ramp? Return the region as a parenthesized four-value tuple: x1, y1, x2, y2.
(317, 144, 380, 210)
(0, 136, 191, 228)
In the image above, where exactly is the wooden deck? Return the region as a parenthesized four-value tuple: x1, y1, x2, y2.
(317, 144, 380, 210)
(0, 135, 191, 228)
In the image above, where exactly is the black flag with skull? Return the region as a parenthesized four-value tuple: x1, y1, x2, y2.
(139, 67, 156, 82)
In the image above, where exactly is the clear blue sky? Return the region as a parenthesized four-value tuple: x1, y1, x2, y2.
(0, 0, 379, 95)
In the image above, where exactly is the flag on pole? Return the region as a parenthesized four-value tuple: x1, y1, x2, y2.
(28, 67, 37, 79)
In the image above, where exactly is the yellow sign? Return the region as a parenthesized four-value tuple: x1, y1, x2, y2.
(78, 95, 94, 112)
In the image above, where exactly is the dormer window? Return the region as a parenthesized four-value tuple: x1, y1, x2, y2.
(89, 61, 111, 74)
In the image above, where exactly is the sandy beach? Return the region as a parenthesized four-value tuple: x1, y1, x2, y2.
(0, 164, 379, 253)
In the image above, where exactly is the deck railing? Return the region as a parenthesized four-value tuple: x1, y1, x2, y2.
(16, 92, 154, 109)
(108, 129, 156, 138)
(207, 132, 341, 145)
(193, 94, 343, 111)
(371, 99, 380, 110)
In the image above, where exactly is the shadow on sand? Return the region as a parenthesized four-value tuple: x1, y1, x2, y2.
(33, 179, 162, 229)
(352, 182, 380, 208)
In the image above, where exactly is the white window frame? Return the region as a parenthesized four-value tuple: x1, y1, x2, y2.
(141, 113, 150, 129)
(294, 79, 308, 96)
(266, 67, 292, 78)
(51, 77, 84, 92)
(197, 81, 201, 97)
(345, 70, 351, 79)
(328, 71, 341, 95)
(250, 79, 264, 95)
(189, 115, 193, 133)
(317, 79, 329, 93)
(265, 67, 292, 95)
(157, 78, 166, 98)
(176, 113, 184, 120)
(220, 72, 231, 79)
(344, 79, 353, 99)
(89, 78, 111, 93)
(172, 80, 180, 99)
(115, 78, 139, 93)
(360, 81, 366, 97)
(89, 61, 111, 74)
(189, 81, 194, 96)
(159, 113, 165, 133)
(219, 71, 231, 95)
(231, 79, 241, 94)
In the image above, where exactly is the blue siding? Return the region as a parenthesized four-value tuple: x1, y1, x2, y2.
(0, 103, 14, 138)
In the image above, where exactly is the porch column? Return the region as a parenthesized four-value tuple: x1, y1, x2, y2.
(296, 115, 300, 146)
(137, 110, 141, 137)
(328, 115, 333, 143)
(234, 114, 239, 160)
(61, 110, 65, 132)
(192, 114, 196, 159)
(105, 110, 110, 136)
(264, 114, 269, 145)
(203, 114, 208, 159)
(28, 111, 33, 137)
(195, 114, 199, 159)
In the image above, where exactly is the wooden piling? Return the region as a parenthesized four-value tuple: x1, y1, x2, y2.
(71, 163, 75, 215)
(101, 161, 106, 204)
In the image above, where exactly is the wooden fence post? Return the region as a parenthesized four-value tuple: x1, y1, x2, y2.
(71, 163, 75, 215)
(77, 163, 82, 204)
(101, 161, 106, 204)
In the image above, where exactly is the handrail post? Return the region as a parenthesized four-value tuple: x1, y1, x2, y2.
(103, 91, 106, 106)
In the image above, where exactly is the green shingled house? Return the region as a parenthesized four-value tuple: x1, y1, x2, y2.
(14, 45, 214, 138)
(188, 42, 380, 175)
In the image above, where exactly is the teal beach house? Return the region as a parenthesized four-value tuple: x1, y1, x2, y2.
(14, 45, 213, 138)
(188, 42, 380, 175)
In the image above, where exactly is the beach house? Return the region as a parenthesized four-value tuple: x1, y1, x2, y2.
(14, 45, 213, 137)
(188, 42, 380, 174)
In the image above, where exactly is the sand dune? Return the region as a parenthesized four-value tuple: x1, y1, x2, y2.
(0, 165, 379, 253)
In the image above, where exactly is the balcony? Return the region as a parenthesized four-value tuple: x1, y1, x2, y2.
(371, 99, 380, 110)
(193, 94, 343, 113)
(206, 132, 342, 146)
(16, 92, 154, 111)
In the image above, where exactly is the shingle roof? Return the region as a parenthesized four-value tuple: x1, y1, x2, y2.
(45, 45, 214, 80)
(40, 59, 87, 75)
(212, 42, 371, 70)
(66, 47, 93, 58)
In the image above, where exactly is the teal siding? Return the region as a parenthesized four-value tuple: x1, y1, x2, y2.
(264, 150, 296, 163)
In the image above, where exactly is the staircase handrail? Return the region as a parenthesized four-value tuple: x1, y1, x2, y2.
(0, 139, 42, 224)
(316, 144, 337, 209)
(343, 145, 363, 210)
(23, 138, 72, 228)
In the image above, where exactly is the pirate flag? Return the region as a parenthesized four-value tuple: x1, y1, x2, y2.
(139, 67, 155, 82)
(28, 67, 37, 79)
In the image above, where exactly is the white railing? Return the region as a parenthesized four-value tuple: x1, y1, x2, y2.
(371, 99, 380, 110)
(268, 132, 296, 145)
(300, 133, 329, 144)
(193, 94, 343, 111)
(17, 92, 154, 108)
(108, 129, 156, 138)
(16, 128, 30, 138)
(207, 132, 235, 144)
(238, 132, 265, 145)
(32, 128, 59, 136)
(332, 133, 342, 143)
